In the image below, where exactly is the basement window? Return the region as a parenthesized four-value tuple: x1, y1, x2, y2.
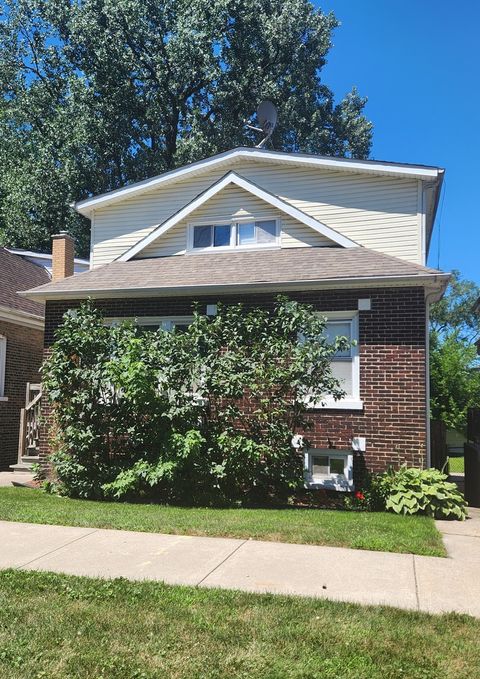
(304, 449, 354, 491)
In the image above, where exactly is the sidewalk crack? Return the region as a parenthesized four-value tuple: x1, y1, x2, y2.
(412, 555, 420, 611)
(17, 528, 99, 569)
(196, 539, 248, 586)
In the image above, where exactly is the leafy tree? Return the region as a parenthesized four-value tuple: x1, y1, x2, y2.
(42, 298, 349, 503)
(1, 0, 372, 256)
(429, 271, 480, 432)
(430, 270, 480, 342)
(430, 331, 480, 434)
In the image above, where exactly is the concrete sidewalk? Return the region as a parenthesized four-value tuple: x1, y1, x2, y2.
(1, 510, 479, 617)
(0, 471, 34, 487)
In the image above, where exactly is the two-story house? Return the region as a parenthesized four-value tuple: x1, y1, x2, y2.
(23, 147, 448, 490)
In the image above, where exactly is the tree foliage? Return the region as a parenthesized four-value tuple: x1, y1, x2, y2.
(429, 271, 480, 433)
(430, 331, 480, 434)
(1, 0, 372, 255)
(430, 270, 480, 342)
(42, 298, 349, 503)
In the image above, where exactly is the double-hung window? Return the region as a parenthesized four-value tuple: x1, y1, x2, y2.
(189, 219, 278, 252)
(308, 312, 362, 410)
(106, 316, 194, 333)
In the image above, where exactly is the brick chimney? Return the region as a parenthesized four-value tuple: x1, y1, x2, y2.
(51, 232, 75, 281)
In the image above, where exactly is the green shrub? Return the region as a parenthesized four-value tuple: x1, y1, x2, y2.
(345, 466, 467, 520)
(42, 298, 349, 504)
(383, 466, 467, 520)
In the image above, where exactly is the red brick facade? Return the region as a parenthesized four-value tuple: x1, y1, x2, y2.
(39, 285, 427, 478)
(0, 320, 44, 470)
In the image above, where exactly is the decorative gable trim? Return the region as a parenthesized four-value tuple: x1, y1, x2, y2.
(118, 172, 359, 262)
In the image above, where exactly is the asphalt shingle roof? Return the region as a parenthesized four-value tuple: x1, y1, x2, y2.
(0, 248, 50, 315)
(22, 247, 444, 300)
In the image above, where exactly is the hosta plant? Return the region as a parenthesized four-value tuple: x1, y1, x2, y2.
(384, 466, 467, 520)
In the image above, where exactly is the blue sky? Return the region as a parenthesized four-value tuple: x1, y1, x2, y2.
(316, 0, 479, 282)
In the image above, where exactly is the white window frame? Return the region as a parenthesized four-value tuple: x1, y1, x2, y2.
(105, 315, 195, 331)
(304, 448, 354, 491)
(310, 311, 362, 411)
(0, 334, 6, 400)
(186, 216, 280, 253)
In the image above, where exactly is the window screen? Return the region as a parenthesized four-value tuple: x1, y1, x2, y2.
(237, 220, 276, 246)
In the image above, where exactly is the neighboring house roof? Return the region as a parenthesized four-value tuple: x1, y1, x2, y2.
(6, 248, 89, 275)
(0, 247, 50, 318)
(74, 147, 444, 218)
(119, 171, 358, 262)
(22, 248, 449, 301)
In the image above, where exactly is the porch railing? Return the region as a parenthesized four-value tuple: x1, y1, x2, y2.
(17, 383, 42, 463)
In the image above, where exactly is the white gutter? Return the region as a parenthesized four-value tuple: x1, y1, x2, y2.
(21, 273, 451, 302)
(0, 305, 44, 330)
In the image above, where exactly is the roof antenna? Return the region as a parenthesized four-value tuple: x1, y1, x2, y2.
(245, 101, 278, 148)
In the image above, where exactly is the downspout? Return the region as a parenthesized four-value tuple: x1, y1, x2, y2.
(425, 292, 433, 468)
(425, 281, 448, 467)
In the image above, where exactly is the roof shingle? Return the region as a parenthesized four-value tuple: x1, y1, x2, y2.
(22, 248, 445, 300)
(0, 248, 50, 315)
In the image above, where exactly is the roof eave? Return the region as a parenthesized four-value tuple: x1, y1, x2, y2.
(0, 304, 45, 329)
(73, 147, 445, 219)
(21, 272, 451, 303)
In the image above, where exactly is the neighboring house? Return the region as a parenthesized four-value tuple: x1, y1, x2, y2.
(0, 246, 88, 471)
(6, 248, 89, 276)
(23, 147, 449, 490)
(0, 248, 49, 470)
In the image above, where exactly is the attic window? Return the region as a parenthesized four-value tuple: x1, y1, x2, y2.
(189, 219, 278, 252)
(237, 220, 276, 245)
(193, 224, 231, 249)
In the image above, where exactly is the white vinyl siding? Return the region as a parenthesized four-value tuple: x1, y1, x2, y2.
(138, 184, 332, 258)
(91, 159, 421, 267)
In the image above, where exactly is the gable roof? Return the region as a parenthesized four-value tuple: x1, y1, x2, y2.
(74, 147, 444, 219)
(119, 171, 358, 261)
(0, 247, 50, 317)
(23, 247, 449, 302)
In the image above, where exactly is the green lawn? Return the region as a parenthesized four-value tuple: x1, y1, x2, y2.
(0, 570, 478, 679)
(449, 456, 465, 473)
(0, 487, 445, 556)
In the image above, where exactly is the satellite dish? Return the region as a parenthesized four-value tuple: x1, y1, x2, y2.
(257, 101, 277, 135)
(245, 100, 278, 148)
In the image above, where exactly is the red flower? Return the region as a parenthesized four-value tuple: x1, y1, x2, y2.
(355, 491, 365, 500)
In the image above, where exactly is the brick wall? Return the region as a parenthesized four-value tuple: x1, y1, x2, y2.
(0, 320, 44, 470)
(40, 286, 427, 476)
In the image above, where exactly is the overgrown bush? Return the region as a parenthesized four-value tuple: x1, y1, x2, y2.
(346, 466, 467, 520)
(43, 298, 349, 504)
